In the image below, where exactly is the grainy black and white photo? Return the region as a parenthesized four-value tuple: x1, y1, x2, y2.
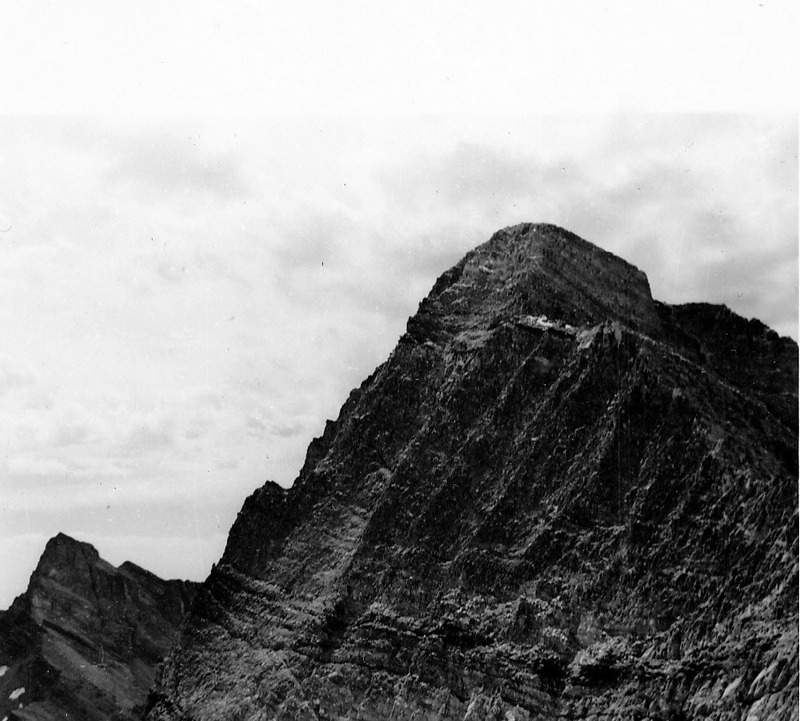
(0, 3, 797, 720)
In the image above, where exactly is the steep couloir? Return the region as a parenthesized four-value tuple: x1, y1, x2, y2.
(0, 533, 197, 721)
(145, 223, 798, 721)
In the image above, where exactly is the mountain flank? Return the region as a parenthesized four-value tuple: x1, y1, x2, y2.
(145, 222, 797, 720)
(0, 533, 197, 720)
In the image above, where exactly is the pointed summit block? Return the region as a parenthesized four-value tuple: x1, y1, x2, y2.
(32, 533, 104, 581)
(407, 223, 662, 343)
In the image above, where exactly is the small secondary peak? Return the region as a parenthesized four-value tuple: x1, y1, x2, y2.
(36, 533, 100, 569)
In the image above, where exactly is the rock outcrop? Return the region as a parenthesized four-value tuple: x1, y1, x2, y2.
(146, 223, 798, 720)
(0, 533, 197, 720)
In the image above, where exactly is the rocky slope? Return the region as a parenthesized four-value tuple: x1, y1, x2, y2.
(145, 223, 798, 720)
(0, 534, 197, 720)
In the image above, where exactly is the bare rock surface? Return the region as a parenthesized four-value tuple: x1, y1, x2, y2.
(142, 223, 797, 720)
(0, 533, 197, 720)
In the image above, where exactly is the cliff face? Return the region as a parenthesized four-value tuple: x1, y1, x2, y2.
(0, 534, 197, 721)
(146, 223, 798, 721)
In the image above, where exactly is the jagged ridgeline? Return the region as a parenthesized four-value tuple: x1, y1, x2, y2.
(0, 534, 198, 720)
(145, 224, 797, 721)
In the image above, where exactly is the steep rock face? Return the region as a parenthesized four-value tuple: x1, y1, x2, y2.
(406, 224, 663, 343)
(0, 534, 197, 720)
(145, 223, 798, 721)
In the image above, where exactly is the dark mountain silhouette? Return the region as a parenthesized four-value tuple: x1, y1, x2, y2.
(0, 533, 197, 720)
(145, 223, 797, 720)
(8, 223, 794, 721)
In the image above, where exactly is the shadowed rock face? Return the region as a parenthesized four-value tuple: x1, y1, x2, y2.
(0, 534, 197, 720)
(407, 223, 663, 343)
(146, 224, 797, 721)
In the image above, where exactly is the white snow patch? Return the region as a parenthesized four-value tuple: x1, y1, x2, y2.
(9, 687, 25, 701)
(519, 315, 577, 336)
(522, 314, 557, 330)
(0, 665, 7, 676)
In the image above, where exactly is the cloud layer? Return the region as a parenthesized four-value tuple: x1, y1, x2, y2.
(0, 114, 796, 607)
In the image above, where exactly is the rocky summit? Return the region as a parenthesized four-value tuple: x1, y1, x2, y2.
(0, 533, 197, 720)
(142, 223, 796, 721)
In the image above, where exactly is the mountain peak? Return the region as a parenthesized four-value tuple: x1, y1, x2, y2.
(145, 223, 797, 721)
(33, 533, 108, 583)
(406, 223, 661, 345)
(0, 534, 198, 720)
(44, 531, 98, 554)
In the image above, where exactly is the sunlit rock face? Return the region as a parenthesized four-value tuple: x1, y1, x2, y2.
(0, 533, 197, 720)
(145, 223, 798, 721)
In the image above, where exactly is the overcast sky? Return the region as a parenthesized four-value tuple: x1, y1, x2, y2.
(0, 3, 798, 608)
